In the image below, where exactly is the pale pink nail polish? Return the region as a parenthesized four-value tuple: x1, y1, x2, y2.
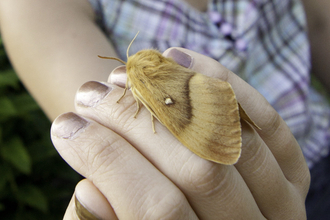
(76, 81, 112, 108)
(109, 66, 127, 88)
(166, 49, 193, 68)
(52, 112, 89, 139)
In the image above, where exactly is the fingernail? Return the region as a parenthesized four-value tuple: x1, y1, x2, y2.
(76, 81, 112, 107)
(109, 66, 127, 88)
(75, 195, 101, 220)
(166, 48, 193, 68)
(52, 112, 89, 139)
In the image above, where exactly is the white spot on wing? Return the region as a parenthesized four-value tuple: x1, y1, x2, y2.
(165, 97, 173, 105)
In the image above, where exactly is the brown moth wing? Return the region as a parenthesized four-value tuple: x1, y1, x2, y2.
(171, 73, 242, 165)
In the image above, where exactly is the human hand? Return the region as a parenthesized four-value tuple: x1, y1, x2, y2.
(51, 48, 310, 219)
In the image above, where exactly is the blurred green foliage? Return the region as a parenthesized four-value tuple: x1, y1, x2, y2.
(0, 37, 81, 219)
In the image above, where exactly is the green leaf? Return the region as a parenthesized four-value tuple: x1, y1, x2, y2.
(0, 164, 10, 191)
(28, 135, 57, 163)
(17, 185, 48, 213)
(0, 125, 2, 144)
(0, 97, 17, 118)
(0, 69, 20, 89)
(11, 93, 39, 114)
(0, 137, 31, 174)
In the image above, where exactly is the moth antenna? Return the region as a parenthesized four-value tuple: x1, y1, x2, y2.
(97, 55, 127, 65)
(127, 31, 140, 59)
(98, 55, 126, 64)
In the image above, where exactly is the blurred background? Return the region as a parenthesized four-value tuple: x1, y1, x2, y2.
(0, 36, 81, 219)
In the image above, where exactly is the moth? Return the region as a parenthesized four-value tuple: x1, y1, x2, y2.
(99, 34, 259, 165)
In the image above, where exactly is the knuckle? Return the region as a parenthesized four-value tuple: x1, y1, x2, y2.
(108, 92, 136, 126)
(262, 109, 282, 136)
(86, 133, 128, 177)
(178, 160, 229, 196)
(139, 188, 191, 220)
(106, 89, 152, 134)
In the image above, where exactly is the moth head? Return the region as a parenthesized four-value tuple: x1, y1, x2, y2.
(127, 49, 177, 72)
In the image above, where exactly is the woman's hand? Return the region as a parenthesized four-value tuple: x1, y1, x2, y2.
(51, 48, 310, 219)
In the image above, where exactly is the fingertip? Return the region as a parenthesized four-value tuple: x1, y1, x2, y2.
(51, 112, 89, 139)
(108, 65, 127, 88)
(163, 47, 194, 69)
(63, 194, 77, 220)
(75, 179, 117, 220)
(75, 81, 113, 108)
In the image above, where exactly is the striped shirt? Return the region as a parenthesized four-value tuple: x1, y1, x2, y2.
(88, 0, 330, 168)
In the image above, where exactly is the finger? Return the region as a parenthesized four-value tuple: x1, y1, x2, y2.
(237, 121, 306, 219)
(108, 65, 126, 88)
(63, 194, 76, 220)
(63, 179, 117, 220)
(75, 179, 117, 219)
(164, 48, 310, 190)
(51, 112, 198, 220)
(75, 81, 264, 219)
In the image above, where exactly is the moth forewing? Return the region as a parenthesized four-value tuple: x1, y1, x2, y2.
(168, 73, 243, 165)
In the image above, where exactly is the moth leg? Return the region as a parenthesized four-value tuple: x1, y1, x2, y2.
(133, 97, 141, 118)
(117, 80, 130, 103)
(116, 87, 127, 103)
(151, 114, 156, 133)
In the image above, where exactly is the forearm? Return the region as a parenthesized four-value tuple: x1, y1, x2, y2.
(302, 0, 330, 92)
(0, 0, 119, 120)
